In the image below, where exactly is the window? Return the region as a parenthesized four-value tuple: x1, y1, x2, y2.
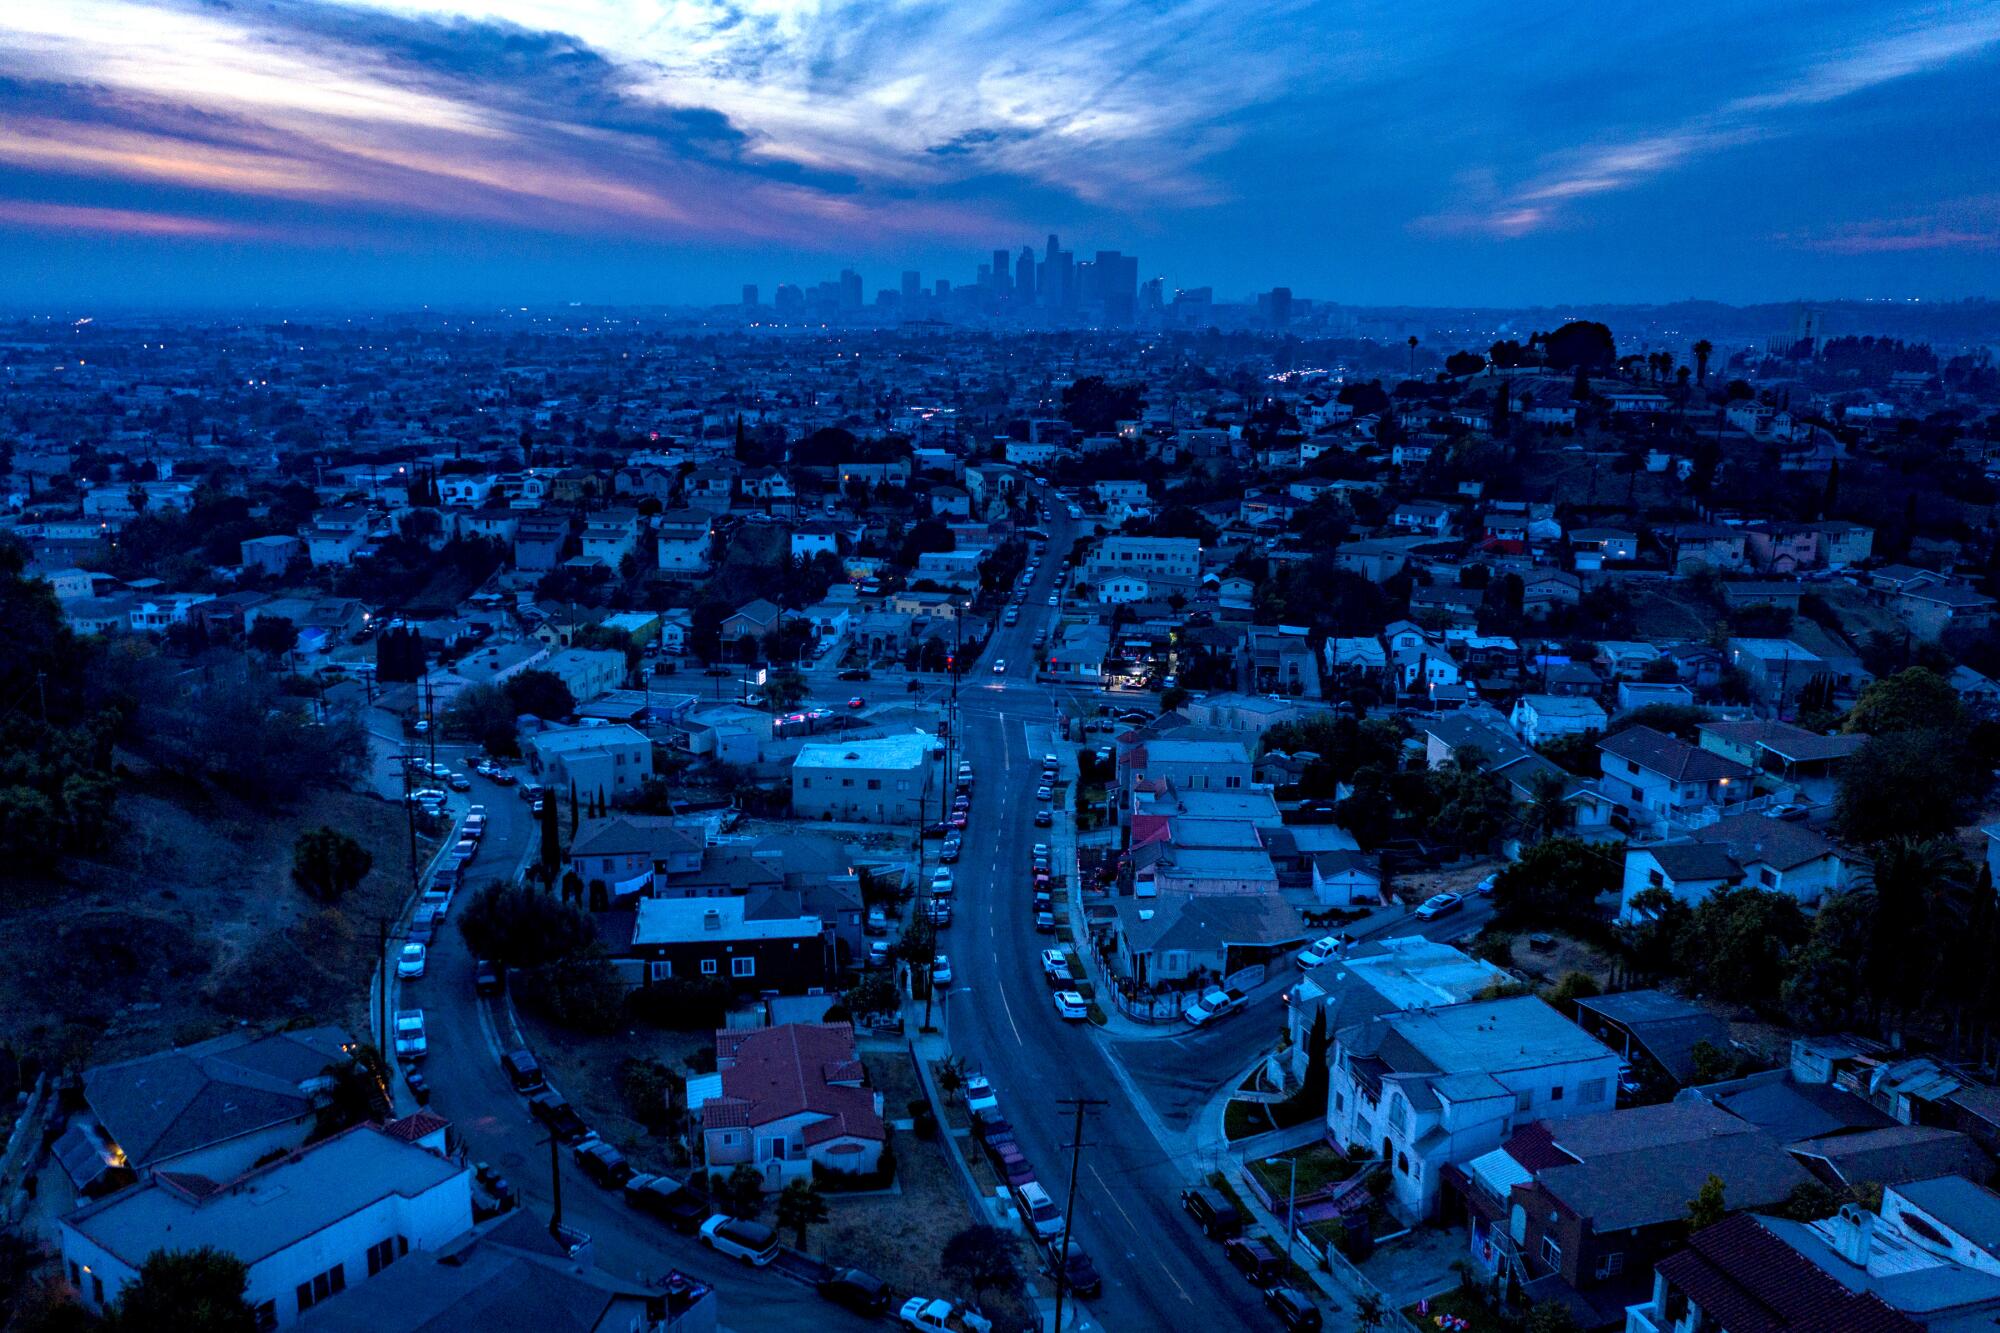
(67, 1263, 78, 1287)
(1647, 869, 1663, 890)
(801, 777, 811, 789)
(650, 960, 672, 981)
(1579, 1077, 1607, 1104)
(366, 1237, 403, 1277)
(1515, 1090, 1533, 1113)
(1597, 1251, 1625, 1278)
(1550, 1084, 1564, 1101)
(1759, 867, 1777, 887)
(1397, 1151, 1410, 1174)
(701, 958, 718, 976)
(91, 1277, 103, 1306)
(1541, 1236, 1562, 1269)
(254, 1300, 277, 1332)
(295, 1265, 346, 1314)
(866, 779, 881, 791)
(732, 956, 756, 978)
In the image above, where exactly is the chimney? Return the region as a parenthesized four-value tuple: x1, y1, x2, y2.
(702, 908, 721, 932)
(1834, 1204, 1875, 1267)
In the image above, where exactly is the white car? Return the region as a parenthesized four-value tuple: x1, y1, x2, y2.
(1041, 948, 1073, 983)
(397, 942, 427, 978)
(1032, 844, 1049, 860)
(933, 954, 953, 985)
(930, 868, 955, 895)
(1053, 991, 1088, 1021)
(993, 659, 1007, 675)
(1415, 892, 1464, 921)
(964, 1073, 998, 1113)
(1184, 986, 1245, 1026)
(899, 1297, 993, 1333)
(393, 1008, 427, 1059)
(699, 1215, 780, 1266)
(1296, 935, 1343, 969)
(1047, 594, 1059, 605)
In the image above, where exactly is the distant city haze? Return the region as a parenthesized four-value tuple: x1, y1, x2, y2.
(2, 1, 1998, 307)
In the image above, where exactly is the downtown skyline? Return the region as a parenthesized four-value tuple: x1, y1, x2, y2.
(1, 1, 1998, 309)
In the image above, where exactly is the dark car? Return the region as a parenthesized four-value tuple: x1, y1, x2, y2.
(501, 1048, 546, 1093)
(474, 959, 503, 995)
(1263, 1285, 1322, 1332)
(1224, 1237, 1285, 1285)
(624, 1173, 709, 1232)
(970, 1107, 1011, 1141)
(528, 1092, 589, 1143)
(573, 1137, 634, 1187)
(993, 1145, 1035, 1186)
(1044, 1239, 1102, 1299)
(815, 1268, 891, 1316)
(838, 668, 871, 681)
(1181, 1185, 1244, 1239)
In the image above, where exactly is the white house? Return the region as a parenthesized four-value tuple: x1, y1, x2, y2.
(1327, 997, 1620, 1218)
(60, 1120, 471, 1329)
(655, 509, 713, 575)
(1509, 694, 1607, 748)
(1618, 813, 1851, 919)
(688, 1023, 885, 1191)
(792, 731, 940, 824)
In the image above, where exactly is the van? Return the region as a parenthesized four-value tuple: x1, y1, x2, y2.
(1180, 1186, 1244, 1240)
(1014, 1181, 1065, 1239)
(501, 1048, 546, 1093)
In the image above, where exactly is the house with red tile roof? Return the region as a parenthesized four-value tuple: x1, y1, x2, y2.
(689, 1023, 884, 1191)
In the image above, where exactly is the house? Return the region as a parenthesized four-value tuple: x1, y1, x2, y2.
(60, 1122, 472, 1329)
(66, 1027, 357, 1197)
(567, 815, 706, 898)
(530, 723, 654, 799)
(721, 599, 781, 646)
(299, 1215, 718, 1333)
(654, 509, 713, 575)
(1452, 1103, 1811, 1325)
(1245, 628, 1320, 698)
(1283, 937, 1508, 1084)
(1571, 529, 1638, 566)
(1511, 694, 1608, 748)
(1392, 501, 1454, 536)
(240, 534, 303, 576)
(625, 896, 832, 993)
(1664, 524, 1747, 575)
(1598, 726, 1753, 831)
(1699, 719, 1864, 806)
(1624, 1212, 1929, 1333)
(541, 647, 627, 705)
(791, 731, 940, 824)
(1570, 990, 1731, 1089)
(1121, 737, 1254, 815)
(1423, 713, 1616, 836)
(1618, 842, 1742, 920)
(1619, 813, 1851, 918)
(1896, 582, 1997, 641)
(687, 1024, 884, 1190)
(1327, 996, 1621, 1218)
(513, 515, 570, 572)
(1310, 850, 1385, 908)
(1107, 890, 1307, 987)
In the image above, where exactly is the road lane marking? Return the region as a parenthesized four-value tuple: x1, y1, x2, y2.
(1090, 1164, 1192, 1303)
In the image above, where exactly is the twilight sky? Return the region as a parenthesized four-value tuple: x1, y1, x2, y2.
(2, 0, 1998, 309)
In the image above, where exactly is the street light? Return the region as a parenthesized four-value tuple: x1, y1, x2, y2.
(1267, 1154, 1298, 1270)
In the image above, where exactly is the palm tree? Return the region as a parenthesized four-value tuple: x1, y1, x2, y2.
(934, 1055, 967, 1102)
(1860, 836, 1971, 1026)
(1692, 339, 1713, 385)
(1527, 772, 1571, 840)
(1407, 335, 1419, 378)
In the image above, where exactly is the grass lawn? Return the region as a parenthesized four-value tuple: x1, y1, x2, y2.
(1226, 1093, 1323, 1141)
(1404, 1287, 1507, 1332)
(1248, 1145, 1358, 1200)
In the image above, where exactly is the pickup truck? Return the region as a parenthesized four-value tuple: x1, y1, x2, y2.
(899, 1297, 994, 1333)
(624, 1174, 709, 1233)
(1184, 986, 1247, 1026)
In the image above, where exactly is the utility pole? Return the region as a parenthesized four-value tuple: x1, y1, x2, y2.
(1051, 1097, 1107, 1333)
(545, 1131, 566, 1241)
(376, 916, 389, 1059)
(1268, 1153, 1299, 1270)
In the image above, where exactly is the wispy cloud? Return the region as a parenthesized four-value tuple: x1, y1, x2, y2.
(1414, 6, 2000, 239)
(0, 199, 249, 237)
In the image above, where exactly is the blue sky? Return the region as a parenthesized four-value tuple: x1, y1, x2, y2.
(2, 0, 1997, 308)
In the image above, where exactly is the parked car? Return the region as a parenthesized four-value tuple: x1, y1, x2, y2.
(898, 1297, 993, 1333)
(1035, 808, 1053, 826)
(572, 1137, 634, 1187)
(397, 942, 427, 978)
(1041, 948, 1073, 983)
(970, 1106, 1011, 1142)
(964, 1073, 998, 1114)
(940, 837, 962, 863)
(393, 1008, 427, 1060)
(1180, 1186, 1244, 1240)
(1263, 1285, 1322, 1332)
(838, 668, 871, 681)
(474, 958, 503, 995)
(1044, 1238, 1103, 1299)
(1414, 891, 1464, 920)
(1296, 936, 1342, 969)
(502, 1048, 546, 1093)
(1053, 991, 1088, 1021)
(1014, 1181, 1065, 1239)
(624, 1173, 709, 1232)
(528, 1092, 589, 1143)
(1185, 986, 1246, 1026)
(817, 1268, 891, 1316)
(933, 954, 953, 984)
(1034, 908, 1056, 933)
(1223, 1236, 1285, 1285)
(992, 1144, 1035, 1186)
(447, 772, 472, 792)
(699, 1215, 780, 1266)
(1474, 874, 1498, 896)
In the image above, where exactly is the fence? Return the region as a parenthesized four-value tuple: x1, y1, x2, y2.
(1084, 933, 1193, 1023)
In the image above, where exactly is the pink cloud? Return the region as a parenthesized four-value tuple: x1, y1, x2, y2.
(0, 199, 248, 237)
(1806, 226, 2000, 254)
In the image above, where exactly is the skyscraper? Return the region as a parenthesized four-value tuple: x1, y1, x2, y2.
(838, 268, 862, 309)
(741, 284, 758, 307)
(901, 270, 922, 305)
(774, 283, 803, 316)
(991, 249, 1012, 297)
(1095, 251, 1138, 324)
(1015, 248, 1036, 302)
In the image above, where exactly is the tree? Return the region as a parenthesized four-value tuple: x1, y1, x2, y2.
(456, 881, 598, 967)
(245, 614, 297, 663)
(1059, 377, 1144, 435)
(1845, 666, 1962, 736)
(0, 786, 60, 874)
(1525, 771, 1572, 841)
(1494, 837, 1613, 923)
(711, 1164, 765, 1219)
(290, 827, 372, 903)
(109, 1248, 256, 1333)
(1545, 970, 1601, 1008)
(1353, 1291, 1387, 1332)
(505, 669, 576, 721)
(539, 788, 562, 884)
(1682, 887, 1808, 1008)
(1423, 751, 1511, 854)
(1774, 1179, 1849, 1222)
(940, 1225, 1020, 1294)
(1687, 1173, 1728, 1231)
(933, 1055, 967, 1103)
(1543, 320, 1617, 372)
(1692, 339, 1714, 386)
(1445, 350, 1485, 377)
(776, 1179, 829, 1249)
(1837, 729, 1976, 844)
